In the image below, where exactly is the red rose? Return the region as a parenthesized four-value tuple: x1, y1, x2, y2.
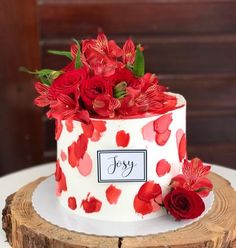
(108, 68, 140, 89)
(50, 68, 87, 98)
(163, 187, 205, 220)
(80, 76, 113, 111)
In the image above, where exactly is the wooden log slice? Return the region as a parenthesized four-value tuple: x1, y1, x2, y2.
(2, 173, 236, 248)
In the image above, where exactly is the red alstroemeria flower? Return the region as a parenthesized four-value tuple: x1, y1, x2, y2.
(170, 158, 213, 197)
(134, 82, 178, 115)
(108, 68, 141, 89)
(122, 38, 135, 65)
(34, 82, 53, 107)
(139, 73, 159, 90)
(47, 94, 90, 123)
(93, 94, 120, 117)
(81, 33, 123, 76)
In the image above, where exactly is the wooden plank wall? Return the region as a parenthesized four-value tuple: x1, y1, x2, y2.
(37, 0, 236, 169)
(0, 0, 43, 175)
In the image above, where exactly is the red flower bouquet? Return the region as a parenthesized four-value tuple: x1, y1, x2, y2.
(32, 33, 178, 122)
(29, 33, 213, 221)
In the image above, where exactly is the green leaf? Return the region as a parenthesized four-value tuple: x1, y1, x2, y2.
(73, 39, 82, 69)
(19, 67, 62, 85)
(38, 74, 51, 86)
(48, 50, 72, 60)
(113, 81, 127, 99)
(133, 44, 145, 77)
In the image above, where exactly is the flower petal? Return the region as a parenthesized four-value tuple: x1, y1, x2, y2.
(142, 121, 156, 142)
(155, 130, 171, 146)
(138, 181, 162, 202)
(192, 177, 213, 197)
(68, 142, 79, 168)
(68, 197, 77, 210)
(81, 194, 102, 213)
(65, 119, 74, 132)
(176, 129, 186, 162)
(77, 152, 92, 176)
(133, 194, 153, 215)
(156, 159, 171, 177)
(55, 119, 63, 141)
(75, 134, 88, 160)
(106, 185, 122, 204)
(81, 122, 94, 138)
(153, 113, 173, 134)
(60, 150, 67, 162)
(55, 160, 62, 182)
(116, 130, 130, 147)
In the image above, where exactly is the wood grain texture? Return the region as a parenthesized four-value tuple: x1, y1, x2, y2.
(41, 36, 236, 75)
(0, 0, 43, 175)
(2, 173, 236, 247)
(38, 1, 236, 37)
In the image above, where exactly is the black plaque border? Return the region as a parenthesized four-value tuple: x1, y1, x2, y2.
(97, 149, 147, 183)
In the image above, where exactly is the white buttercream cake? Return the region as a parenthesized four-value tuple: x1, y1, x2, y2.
(55, 93, 186, 221)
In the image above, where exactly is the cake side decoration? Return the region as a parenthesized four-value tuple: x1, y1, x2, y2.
(29, 33, 213, 221)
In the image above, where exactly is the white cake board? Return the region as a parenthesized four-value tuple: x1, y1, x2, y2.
(32, 176, 214, 237)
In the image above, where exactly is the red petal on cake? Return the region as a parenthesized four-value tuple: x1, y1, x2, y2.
(155, 130, 171, 146)
(59, 172, 67, 192)
(92, 120, 107, 133)
(75, 134, 88, 160)
(133, 194, 153, 215)
(56, 182, 62, 196)
(91, 130, 102, 142)
(55, 159, 62, 182)
(116, 130, 130, 147)
(77, 153, 92, 176)
(138, 181, 162, 202)
(106, 185, 122, 204)
(150, 195, 162, 212)
(68, 197, 77, 210)
(142, 121, 156, 142)
(156, 159, 171, 177)
(55, 119, 63, 141)
(153, 113, 173, 133)
(81, 194, 102, 213)
(176, 129, 186, 162)
(179, 133, 186, 162)
(65, 119, 74, 132)
(68, 142, 79, 168)
(81, 122, 94, 138)
(60, 150, 67, 161)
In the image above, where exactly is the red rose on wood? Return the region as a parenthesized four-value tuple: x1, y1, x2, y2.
(163, 187, 205, 220)
(80, 75, 113, 111)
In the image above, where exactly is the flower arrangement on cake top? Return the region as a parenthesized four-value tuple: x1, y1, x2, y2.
(32, 33, 178, 123)
(28, 33, 213, 221)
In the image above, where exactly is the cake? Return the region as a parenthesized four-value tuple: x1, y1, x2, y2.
(33, 33, 213, 222)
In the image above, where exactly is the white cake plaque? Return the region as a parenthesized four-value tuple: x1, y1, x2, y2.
(97, 149, 147, 183)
